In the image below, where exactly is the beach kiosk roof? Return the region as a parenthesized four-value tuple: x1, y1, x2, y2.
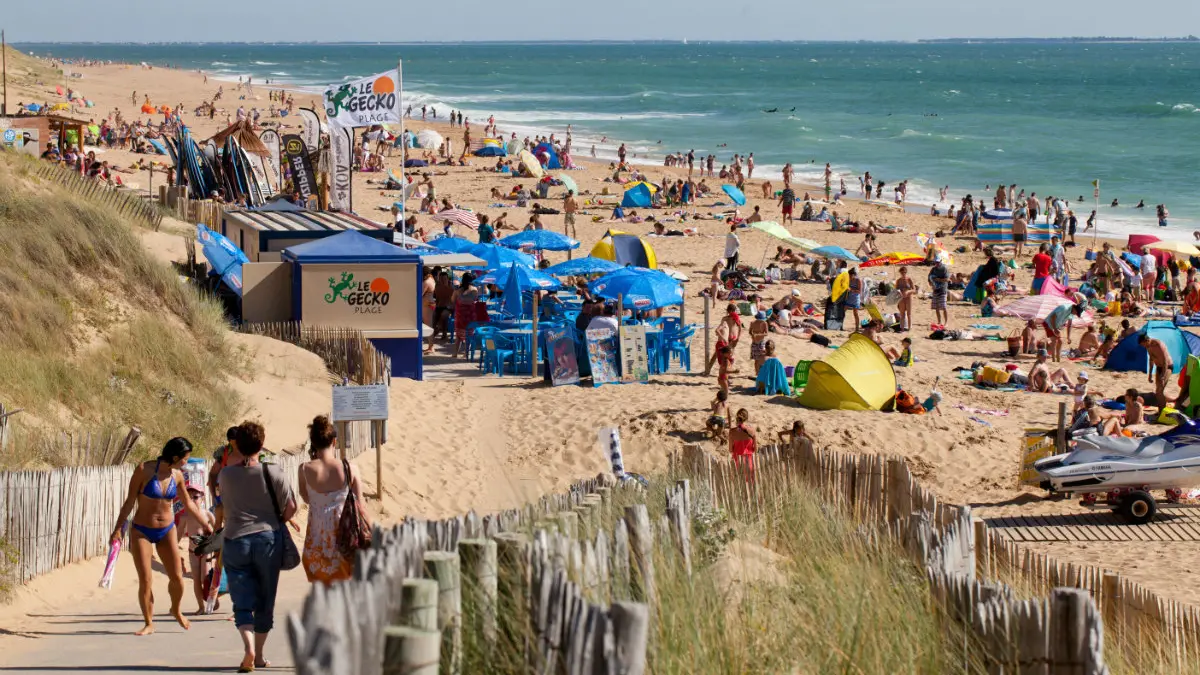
(221, 207, 394, 262)
(282, 229, 417, 264)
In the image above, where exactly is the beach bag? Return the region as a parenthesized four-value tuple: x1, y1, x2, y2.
(337, 459, 373, 559)
(262, 465, 301, 571)
(895, 390, 926, 415)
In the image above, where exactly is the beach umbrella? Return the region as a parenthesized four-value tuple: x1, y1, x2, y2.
(417, 129, 443, 150)
(543, 256, 622, 277)
(25, 103, 41, 112)
(474, 145, 506, 157)
(811, 245, 861, 263)
(518, 150, 544, 179)
(722, 184, 746, 206)
(982, 208, 1012, 220)
(749, 220, 793, 240)
(470, 243, 537, 269)
(195, 224, 249, 296)
(784, 236, 822, 251)
(1146, 241, 1200, 256)
(429, 235, 478, 253)
(657, 267, 690, 282)
(477, 263, 563, 291)
(995, 295, 1092, 326)
(588, 267, 684, 310)
(506, 138, 521, 155)
(431, 208, 480, 230)
(860, 252, 924, 268)
(556, 174, 578, 196)
(498, 230, 580, 252)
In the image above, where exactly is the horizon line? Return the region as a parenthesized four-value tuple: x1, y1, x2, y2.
(9, 36, 1200, 47)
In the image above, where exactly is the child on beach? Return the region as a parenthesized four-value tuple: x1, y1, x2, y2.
(180, 487, 217, 614)
(777, 420, 814, 454)
(748, 311, 770, 374)
(707, 390, 729, 439)
(1073, 372, 1090, 414)
(1124, 388, 1148, 426)
(716, 345, 733, 395)
(888, 337, 914, 367)
(729, 409, 757, 482)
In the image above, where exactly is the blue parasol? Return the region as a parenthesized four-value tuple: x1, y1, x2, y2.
(588, 267, 684, 310)
(543, 256, 623, 277)
(722, 184, 746, 206)
(470, 243, 537, 269)
(810, 245, 861, 262)
(498, 230, 580, 252)
(196, 224, 249, 296)
(477, 263, 563, 291)
(429, 235, 478, 253)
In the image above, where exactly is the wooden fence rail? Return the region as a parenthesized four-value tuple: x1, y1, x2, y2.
(240, 322, 392, 386)
(33, 161, 163, 231)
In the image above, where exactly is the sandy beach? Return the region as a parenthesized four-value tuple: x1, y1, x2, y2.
(5, 52, 1200, 644)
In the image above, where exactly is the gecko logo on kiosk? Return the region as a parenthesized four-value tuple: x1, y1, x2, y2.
(325, 272, 391, 313)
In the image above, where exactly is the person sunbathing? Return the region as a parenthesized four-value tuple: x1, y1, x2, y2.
(1123, 388, 1149, 426)
(1021, 320, 1038, 354)
(1076, 325, 1100, 356)
(1027, 350, 1073, 393)
(1079, 395, 1124, 436)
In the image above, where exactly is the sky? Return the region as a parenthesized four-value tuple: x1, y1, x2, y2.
(4, 0, 1198, 43)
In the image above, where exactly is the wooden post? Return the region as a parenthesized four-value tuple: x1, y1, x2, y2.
(531, 292, 539, 379)
(374, 419, 384, 500)
(399, 578, 440, 631)
(383, 626, 441, 675)
(423, 551, 463, 675)
(458, 538, 498, 655)
(610, 601, 649, 675)
(703, 294, 711, 372)
(623, 505, 656, 604)
(1056, 401, 1068, 452)
(492, 532, 529, 670)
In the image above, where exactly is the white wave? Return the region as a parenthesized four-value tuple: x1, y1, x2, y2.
(210, 61, 235, 66)
(252, 61, 278, 66)
(899, 129, 928, 138)
(270, 72, 290, 76)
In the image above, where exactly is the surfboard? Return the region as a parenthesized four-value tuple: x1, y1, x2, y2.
(831, 270, 849, 302)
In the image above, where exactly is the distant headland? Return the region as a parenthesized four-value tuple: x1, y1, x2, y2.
(918, 36, 1199, 44)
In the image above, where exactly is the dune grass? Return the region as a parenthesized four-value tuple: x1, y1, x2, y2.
(0, 152, 242, 467)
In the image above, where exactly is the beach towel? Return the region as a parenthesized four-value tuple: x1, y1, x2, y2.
(954, 404, 1010, 417)
(969, 324, 1002, 330)
(756, 357, 792, 396)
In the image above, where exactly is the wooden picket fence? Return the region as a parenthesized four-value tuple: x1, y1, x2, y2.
(288, 474, 659, 675)
(240, 322, 392, 386)
(34, 161, 163, 231)
(679, 441, 1200, 672)
(158, 187, 223, 229)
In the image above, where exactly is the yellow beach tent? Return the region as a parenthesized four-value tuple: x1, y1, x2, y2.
(589, 230, 658, 269)
(796, 334, 896, 411)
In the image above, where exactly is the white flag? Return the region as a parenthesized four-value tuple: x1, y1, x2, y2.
(323, 69, 402, 128)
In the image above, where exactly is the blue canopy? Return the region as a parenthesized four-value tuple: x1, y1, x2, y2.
(498, 230, 580, 252)
(722, 184, 746, 206)
(282, 229, 416, 264)
(469, 243, 537, 269)
(588, 267, 684, 310)
(533, 142, 562, 169)
(429, 235, 478, 253)
(622, 183, 653, 208)
(474, 145, 507, 157)
(477, 263, 563, 291)
(811, 245, 861, 262)
(24, 103, 41, 112)
(196, 224, 249, 296)
(544, 256, 623, 276)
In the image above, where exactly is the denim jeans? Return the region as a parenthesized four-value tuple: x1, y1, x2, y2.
(223, 528, 283, 633)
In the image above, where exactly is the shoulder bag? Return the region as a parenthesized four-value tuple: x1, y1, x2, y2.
(337, 459, 373, 559)
(262, 463, 301, 570)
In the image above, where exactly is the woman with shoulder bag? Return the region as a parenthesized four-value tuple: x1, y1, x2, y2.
(298, 415, 372, 585)
(218, 421, 298, 673)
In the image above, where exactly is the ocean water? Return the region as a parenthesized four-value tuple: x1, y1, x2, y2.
(21, 41, 1200, 236)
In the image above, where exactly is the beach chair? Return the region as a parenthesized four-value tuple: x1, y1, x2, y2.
(792, 360, 812, 391)
(483, 335, 519, 376)
(663, 325, 696, 372)
(1184, 355, 1200, 417)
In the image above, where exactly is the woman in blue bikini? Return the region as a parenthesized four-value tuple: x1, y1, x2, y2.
(110, 437, 212, 636)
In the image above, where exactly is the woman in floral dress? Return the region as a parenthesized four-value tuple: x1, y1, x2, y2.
(297, 416, 369, 585)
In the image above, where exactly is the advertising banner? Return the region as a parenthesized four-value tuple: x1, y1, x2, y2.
(259, 129, 282, 189)
(545, 326, 580, 386)
(298, 108, 321, 152)
(323, 69, 402, 128)
(586, 328, 620, 387)
(281, 134, 316, 204)
(328, 123, 353, 211)
(619, 324, 650, 383)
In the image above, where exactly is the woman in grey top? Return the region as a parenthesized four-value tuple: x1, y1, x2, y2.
(218, 421, 297, 673)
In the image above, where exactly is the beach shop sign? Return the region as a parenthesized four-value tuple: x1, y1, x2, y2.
(324, 70, 402, 128)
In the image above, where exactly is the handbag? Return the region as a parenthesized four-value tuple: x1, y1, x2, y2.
(262, 464, 301, 571)
(337, 459, 373, 559)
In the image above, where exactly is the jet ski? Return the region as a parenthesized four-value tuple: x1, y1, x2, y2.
(1032, 414, 1200, 523)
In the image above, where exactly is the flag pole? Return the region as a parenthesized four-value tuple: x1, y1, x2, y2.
(1091, 180, 1100, 249)
(397, 59, 405, 217)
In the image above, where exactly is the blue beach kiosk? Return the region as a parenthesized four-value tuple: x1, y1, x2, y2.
(282, 230, 424, 380)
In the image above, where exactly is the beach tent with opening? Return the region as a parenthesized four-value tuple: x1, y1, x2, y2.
(796, 334, 897, 411)
(621, 183, 653, 208)
(589, 230, 658, 269)
(1104, 320, 1200, 375)
(532, 142, 562, 169)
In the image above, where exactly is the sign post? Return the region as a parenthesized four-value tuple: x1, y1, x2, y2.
(331, 383, 390, 499)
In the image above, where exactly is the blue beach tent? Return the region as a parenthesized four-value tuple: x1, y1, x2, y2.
(1104, 320, 1200, 374)
(532, 142, 562, 169)
(622, 183, 653, 208)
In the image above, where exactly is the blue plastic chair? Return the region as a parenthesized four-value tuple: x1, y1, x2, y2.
(662, 325, 697, 372)
(483, 334, 519, 376)
(471, 325, 497, 369)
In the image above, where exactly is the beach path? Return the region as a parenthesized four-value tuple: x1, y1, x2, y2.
(2, 553, 309, 673)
